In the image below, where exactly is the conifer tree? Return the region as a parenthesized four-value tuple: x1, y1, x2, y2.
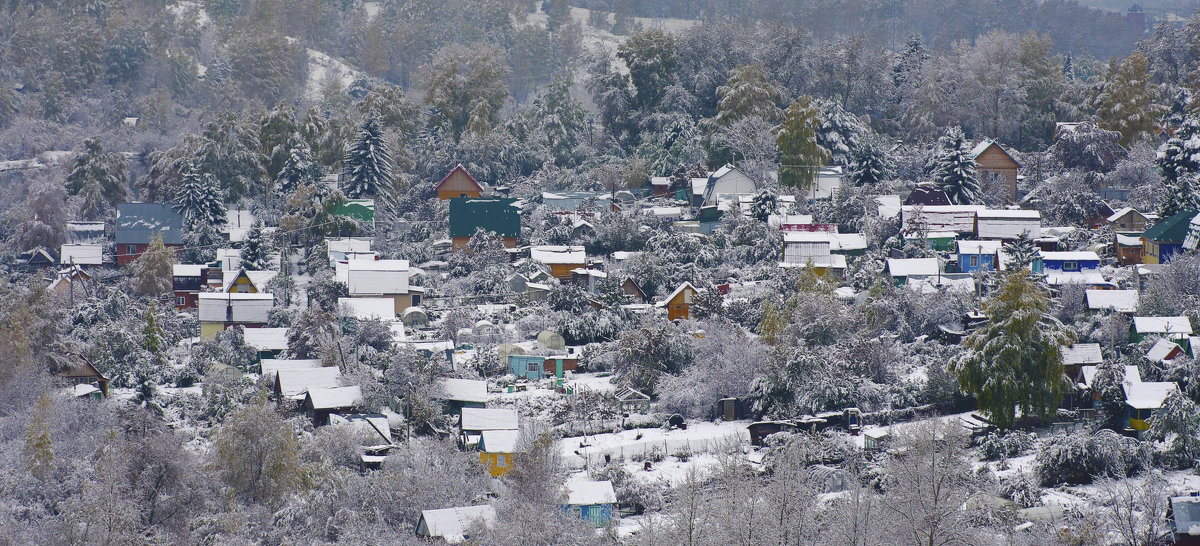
(847, 140, 893, 187)
(65, 137, 127, 205)
(931, 127, 980, 205)
(275, 132, 321, 196)
(1093, 52, 1165, 146)
(239, 219, 272, 270)
(1003, 231, 1038, 270)
(776, 96, 830, 192)
(342, 116, 392, 198)
(175, 161, 227, 231)
(1156, 115, 1200, 217)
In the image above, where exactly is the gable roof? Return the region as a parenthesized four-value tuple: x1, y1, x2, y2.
(957, 240, 1002, 255)
(276, 367, 342, 399)
(329, 413, 392, 444)
(566, 480, 617, 506)
(530, 245, 586, 265)
(437, 377, 488, 404)
(1142, 209, 1198, 243)
(886, 258, 940, 277)
(115, 203, 185, 245)
(305, 385, 363, 410)
(417, 505, 496, 543)
(1147, 338, 1184, 363)
(242, 327, 289, 352)
(905, 186, 951, 206)
(435, 164, 485, 193)
(969, 140, 1022, 168)
(615, 387, 650, 402)
(1125, 381, 1178, 410)
(1133, 316, 1193, 336)
(260, 359, 321, 379)
(460, 407, 518, 431)
(660, 281, 699, 306)
(1079, 365, 1142, 388)
(1062, 343, 1103, 366)
(1085, 289, 1138, 313)
(223, 269, 278, 292)
(479, 429, 521, 453)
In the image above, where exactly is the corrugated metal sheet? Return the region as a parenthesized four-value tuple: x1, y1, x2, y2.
(59, 244, 103, 265)
(901, 205, 984, 234)
(115, 203, 184, 245)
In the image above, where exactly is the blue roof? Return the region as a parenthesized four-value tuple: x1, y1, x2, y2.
(115, 203, 185, 245)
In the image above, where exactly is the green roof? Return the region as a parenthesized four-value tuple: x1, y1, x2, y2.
(449, 198, 520, 238)
(1142, 209, 1198, 243)
(334, 199, 375, 225)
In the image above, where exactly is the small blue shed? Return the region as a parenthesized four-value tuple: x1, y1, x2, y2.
(508, 355, 546, 379)
(956, 240, 1001, 273)
(563, 480, 617, 527)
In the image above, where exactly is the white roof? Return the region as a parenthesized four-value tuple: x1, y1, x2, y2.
(887, 258, 940, 277)
(876, 195, 901, 219)
(346, 259, 411, 296)
(460, 408, 518, 431)
(1085, 290, 1138, 313)
(1040, 251, 1100, 261)
(338, 297, 396, 320)
(907, 275, 975, 294)
(59, 243, 103, 265)
(70, 384, 100, 397)
(690, 178, 708, 196)
(346, 258, 409, 272)
(976, 209, 1040, 219)
(778, 254, 847, 269)
(957, 240, 1002, 254)
(327, 238, 372, 254)
(1125, 381, 1178, 410)
(260, 359, 321, 379)
(222, 269, 278, 292)
(480, 429, 521, 453)
(566, 480, 617, 506)
(901, 205, 986, 234)
(1080, 365, 1142, 388)
(530, 245, 585, 265)
(197, 292, 274, 323)
(650, 176, 671, 186)
(1147, 339, 1183, 363)
(1043, 269, 1110, 287)
(418, 505, 496, 543)
(329, 413, 392, 444)
(1133, 316, 1193, 335)
(1062, 343, 1103, 366)
(173, 264, 206, 277)
(306, 385, 363, 409)
(1115, 234, 1142, 246)
(781, 232, 866, 252)
(976, 210, 1041, 240)
(437, 378, 488, 404)
(659, 281, 699, 306)
(277, 367, 341, 398)
(242, 327, 289, 351)
(646, 206, 683, 219)
(1107, 207, 1136, 223)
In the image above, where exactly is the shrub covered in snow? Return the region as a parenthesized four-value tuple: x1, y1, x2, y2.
(1035, 429, 1152, 486)
(977, 430, 1035, 461)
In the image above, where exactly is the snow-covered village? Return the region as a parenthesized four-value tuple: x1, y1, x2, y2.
(3, 0, 1200, 544)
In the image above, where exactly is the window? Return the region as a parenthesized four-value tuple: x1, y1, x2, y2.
(496, 454, 506, 468)
(177, 296, 186, 306)
(412, 294, 421, 306)
(527, 362, 539, 373)
(1063, 261, 1078, 272)
(969, 255, 978, 267)
(125, 244, 137, 255)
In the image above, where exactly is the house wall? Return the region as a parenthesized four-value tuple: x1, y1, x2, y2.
(1111, 211, 1150, 231)
(479, 452, 514, 477)
(227, 275, 259, 293)
(667, 288, 694, 321)
(200, 322, 226, 339)
(509, 355, 546, 379)
(548, 263, 583, 280)
(437, 170, 483, 200)
(116, 243, 182, 265)
(1143, 240, 1181, 265)
(174, 290, 199, 310)
(350, 293, 420, 315)
(957, 253, 995, 273)
(973, 147, 1018, 202)
(1115, 243, 1143, 265)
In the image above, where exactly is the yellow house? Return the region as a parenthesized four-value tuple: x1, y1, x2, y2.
(435, 164, 486, 200)
(478, 429, 521, 477)
(197, 292, 274, 339)
(530, 245, 586, 280)
(223, 268, 278, 293)
(661, 281, 699, 321)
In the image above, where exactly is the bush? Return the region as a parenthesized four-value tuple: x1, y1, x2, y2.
(977, 430, 1035, 461)
(999, 472, 1043, 508)
(1035, 429, 1152, 486)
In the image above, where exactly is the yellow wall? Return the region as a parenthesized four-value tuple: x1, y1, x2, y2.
(1143, 240, 1160, 264)
(226, 274, 258, 293)
(480, 452, 514, 477)
(200, 322, 225, 340)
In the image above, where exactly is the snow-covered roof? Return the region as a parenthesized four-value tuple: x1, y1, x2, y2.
(876, 195, 901, 219)
(479, 429, 521, 453)
(1133, 316, 1193, 336)
(306, 385, 362, 410)
(172, 264, 206, 277)
(566, 480, 617, 506)
(975, 210, 1040, 240)
(338, 297, 396, 320)
(260, 359, 321, 379)
(460, 408, 518, 432)
(222, 269, 278, 292)
(1043, 269, 1110, 287)
(70, 384, 100, 397)
(901, 205, 986, 233)
(887, 258, 940, 277)
(417, 505, 496, 543)
(615, 387, 650, 402)
(659, 281, 699, 306)
(1115, 234, 1142, 246)
(197, 292, 274, 323)
(345, 259, 411, 296)
(327, 238, 372, 255)
(1147, 339, 1183, 363)
(690, 178, 708, 196)
(59, 243, 103, 265)
(907, 275, 975, 294)
(329, 413, 392, 444)
(1062, 343, 1103, 366)
(1170, 496, 1200, 535)
(645, 206, 683, 219)
(976, 209, 1040, 219)
(1079, 365, 1142, 388)
(530, 245, 585, 265)
(1039, 251, 1101, 262)
(1125, 381, 1178, 410)
(277, 367, 341, 399)
(649, 176, 671, 187)
(778, 254, 847, 269)
(1085, 290, 1138, 313)
(957, 240, 1002, 255)
(242, 327, 289, 352)
(782, 232, 866, 252)
(437, 378, 488, 404)
(1107, 207, 1137, 223)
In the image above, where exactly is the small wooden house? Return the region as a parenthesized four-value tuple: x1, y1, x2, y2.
(1107, 207, 1153, 232)
(274, 367, 342, 401)
(1114, 233, 1144, 265)
(1132, 316, 1193, 343)
(1124, 382, 1178, 435)
(197, 292, 274, 339)
(530, 246, 586, 280)
(302, 385, 363, 426)
(621, 277, 647, 303)
(17, 247, 58, 268)
(660, 282, 699, 321)
(223, 268, 277, 293)
(1142, 209, 1198, 264)
(436, 377, 488, 414)
(460, 407, 518, 446)
(563, 481, 617, 527)
(115, 203, 184, 265)
(448, 198, 520, 249)
(1147, 338, 1185, 363)
(1168, 494, 1200, 545)
(415, 505, 496, 543)
(57, 356, 110, 398)
(47, 266, 93, 299)
(478, 429, 521, 477)
(969, 140, 1020, 203)
(435, 164, 486, 200)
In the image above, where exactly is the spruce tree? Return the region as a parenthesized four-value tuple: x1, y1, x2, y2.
(239, 219, 272, 270)
(275, 132, 321, 196)
(1003, 231, 1039, 270)
(931, 127, 980, 205)
(65, 137, 127, 205)
(1156, 116, 1200, 217)
(342, 116, 392, 199)
(847, 140, 893, 187)
(175, 162, 227, 232)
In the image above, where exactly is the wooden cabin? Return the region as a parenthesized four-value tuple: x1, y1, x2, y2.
(435, 164, 486, 200)
(57, 356, 110, 398)
(660, 282, 699, 321)
(478, 429, 520, 477)
(969, 140, 1020, 202)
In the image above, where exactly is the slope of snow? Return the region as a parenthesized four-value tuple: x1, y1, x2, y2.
(305, 49, 363, 101)
(524, 7, 699, 75)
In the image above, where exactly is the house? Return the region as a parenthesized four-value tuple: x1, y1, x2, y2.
(530, 246, 586, 280)
(807, 167, 844, 200)
(326, 238, 374, 267)
(172, 263, 220, 309)
(1167, 494, 1200, 546)
(338, 297, 398, 321)
(274, 367, 342, 401)
(436, 377, 488, 414)
(242, 328, 289, 361)
(1142, 209, 1198, 264)
(969, 140, 1020, 202)
(115, 203, 184, 265)
(223, 269, 277, 293)
(47, 266, 92, 299)
(260, 359, 321, 380)
(700, 164, 756, 207)
(904, 230, 957, 252)
(615, 387, 651, 414)
(17, 247, 57, 268)
(1107, 207, 1153, 232)
(876, 195, 902, 219)
(1037, 251, 1110, 288)
(886, 258, 941, 286)
(904, 184, 951, 206)
(435, 164, 486, 200)
(1132, 316, 1193, 342)
(1062, 343, 1103, 380)
(974, 209, 1040, 241)
(328, 413, 393, 458)
(1185, 213, 1200, 252)
(1085, 289, 1138, 314)
(956, 240, 1002, 273)
(618, 277, 647, 304)
(901, 205, 986, 235)
(1147, 338, 1185, 363)
(66, 220, 106, 243)
(59, 243, 103, 266)
(343, 259, 422, 315)
(302, 385, 363, 426)
(649, 176, 672, 196)
(460, 407, 518, 446)
(1114, 233, 1144, 265)
(57, 356, 109, 398)
(1125, 381, 1179, 434)
(223, 209, 258, 242)
(541, 191, 613, 212)
(508, 355, 547, 379)
(415, 505, 496, 543)
(660, 282, 699, 321)
(564, 481, 617, 527)
(448, 198, 520, 249)
(197, 292, 273, 339)
(478, 429, 521, 477)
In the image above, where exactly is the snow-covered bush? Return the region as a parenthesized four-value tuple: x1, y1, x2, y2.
(977, 430, 1035, 461)
(999, 472, 1043, 508)
(1035, 429, 1152, 486)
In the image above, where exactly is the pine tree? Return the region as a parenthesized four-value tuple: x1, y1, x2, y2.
(776, 96, 830, 191)
(275, 132, 321, 196)
(136, 311, 165, 409)
(847, 140, 893, 187)
(132, 235, 174, 296)
(239, 219, 272, 270)
(951, 271, 1073, 429)
(1062, 53, 1074, 82)
(342, 116, 392, 199)
(931, 127, 980, 205)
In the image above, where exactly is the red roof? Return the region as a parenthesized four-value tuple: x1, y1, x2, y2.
(434, 164, 484, 192)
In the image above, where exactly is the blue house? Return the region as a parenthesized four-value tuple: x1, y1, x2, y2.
(956, 240, 1001, 273)
(508, 355, 546, 379)
(1038, 251, 1110, 288)
(563, 480, 617, 527)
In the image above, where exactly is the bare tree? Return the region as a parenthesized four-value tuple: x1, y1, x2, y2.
(880, 418, 979, 546)
(1095, 471, 1172, 546)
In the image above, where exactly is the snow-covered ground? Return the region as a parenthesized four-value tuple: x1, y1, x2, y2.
(560, 420, 749, 469)
(305, 48, 362, 101)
